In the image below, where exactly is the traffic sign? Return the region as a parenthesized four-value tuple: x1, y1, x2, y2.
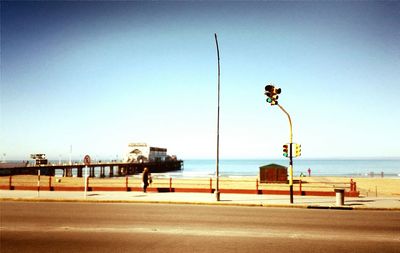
(83, 155, 91, 166)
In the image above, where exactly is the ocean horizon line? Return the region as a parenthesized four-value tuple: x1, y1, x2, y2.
(3, 156, 400, 163)
(182, 157, 400, 161)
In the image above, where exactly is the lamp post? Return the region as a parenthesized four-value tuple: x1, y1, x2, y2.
(214, 33, 221, 201)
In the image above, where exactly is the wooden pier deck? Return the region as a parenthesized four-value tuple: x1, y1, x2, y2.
(0, 160, 183, 177)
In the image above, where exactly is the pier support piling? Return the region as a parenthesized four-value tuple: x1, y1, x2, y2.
(109, 166, 114, 177)
(100, 166, 105, 178)
(89, 167, 95, 177)
(77, 168, 83, 177)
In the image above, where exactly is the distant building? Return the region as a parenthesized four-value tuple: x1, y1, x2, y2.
(124, 143, 169, 163)
(30, 154, 48, 166)
(259, 163, 288, 183)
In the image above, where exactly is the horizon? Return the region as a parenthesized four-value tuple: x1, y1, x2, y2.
(3, 155, 400, 163)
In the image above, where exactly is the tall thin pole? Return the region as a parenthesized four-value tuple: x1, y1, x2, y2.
(84, 165, 88, 199)
(37, 169, 40, 198)
(214, 33, 221, 201)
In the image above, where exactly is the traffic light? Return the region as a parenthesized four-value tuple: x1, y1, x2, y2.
(264, 84, 281, 105)
(283, 144, 289, 157)
(295, 144, 301, 157)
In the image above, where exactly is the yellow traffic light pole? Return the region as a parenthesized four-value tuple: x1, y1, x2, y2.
(277, 104, 294, 204)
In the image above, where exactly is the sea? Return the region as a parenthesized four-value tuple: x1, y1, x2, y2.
(161, 159, 400, 178)
(27, 158, 400, 178)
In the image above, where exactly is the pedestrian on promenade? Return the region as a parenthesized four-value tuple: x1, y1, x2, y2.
(142, 167, 152, 193)
(308, 168, 311, 177)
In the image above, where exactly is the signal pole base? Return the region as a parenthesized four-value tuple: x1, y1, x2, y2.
(215, 191, 220, 201)
(290, 185, 294, 204)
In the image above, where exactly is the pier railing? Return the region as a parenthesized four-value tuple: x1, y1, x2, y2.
(0, 175, 359, 197)
(0, 160, 183, 177)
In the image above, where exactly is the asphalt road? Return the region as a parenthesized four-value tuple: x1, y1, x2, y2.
(1, 201, 399, 253)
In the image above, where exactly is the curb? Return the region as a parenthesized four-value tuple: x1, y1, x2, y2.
(2, 197, 400, 211)
(0, 197, 268, 207)
(352, 206, 400, 211)
(307, 205, 353, 210)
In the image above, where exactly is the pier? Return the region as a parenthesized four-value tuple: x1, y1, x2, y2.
(0, 160, 183, 177)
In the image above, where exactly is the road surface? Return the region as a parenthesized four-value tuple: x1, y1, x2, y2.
(1, 201, 399, 253)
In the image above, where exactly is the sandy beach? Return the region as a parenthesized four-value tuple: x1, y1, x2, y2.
(299, 176, 400, 197)
(1, 175, 398, 197)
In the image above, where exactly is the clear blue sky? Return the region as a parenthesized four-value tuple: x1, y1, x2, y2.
(1, 1, 399, 161)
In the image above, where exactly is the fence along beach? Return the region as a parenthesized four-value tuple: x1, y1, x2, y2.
(1, 158, 399, 197)
(1, 174, 399, 197)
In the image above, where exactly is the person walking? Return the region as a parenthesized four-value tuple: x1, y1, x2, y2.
(142, 167, 152, 193)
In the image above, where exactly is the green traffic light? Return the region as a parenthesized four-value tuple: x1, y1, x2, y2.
(266, 98, 272, 103)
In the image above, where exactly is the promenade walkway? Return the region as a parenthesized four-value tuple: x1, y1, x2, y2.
(1, 190, 399, 210)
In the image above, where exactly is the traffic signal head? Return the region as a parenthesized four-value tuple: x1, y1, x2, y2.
(264, 84, 281, 105)
(264, 85, 274, 99)
(295, 144, 301, 157)
(270, 91, 279, 105)
(283, 144, 289, 157)
(265, 84, 274, 93)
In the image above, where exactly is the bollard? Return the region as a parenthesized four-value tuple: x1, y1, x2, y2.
(210, 178, 213, 193)
(37, 169, 41, 197)
(169, 177, 172, 192)
(256, 179, 259, 194)
(299, 179, 302, 193)
(9, 176, 12, 190)
(334, 188, 345, 206)
(84, 165, 88, 199)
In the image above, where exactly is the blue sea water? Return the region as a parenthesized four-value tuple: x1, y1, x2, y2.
(32, 158, 400, 178)
(163, 159, 400, 178)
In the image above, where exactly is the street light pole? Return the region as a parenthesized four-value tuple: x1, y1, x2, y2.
(277, 104, 294, 204)
(214, 33, 221, 201)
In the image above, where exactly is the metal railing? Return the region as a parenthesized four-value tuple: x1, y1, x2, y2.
(0, 175, 358, 196)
